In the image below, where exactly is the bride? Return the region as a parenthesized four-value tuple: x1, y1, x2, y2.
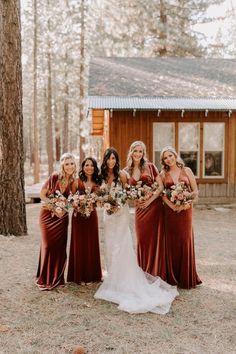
(94, 147, 178, 314)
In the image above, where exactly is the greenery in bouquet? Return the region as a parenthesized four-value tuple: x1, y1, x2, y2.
(164, 182, 193, 206)
(68, 187, 97, 218)
(96, 182, 127, 215)
(42, 190, 70, 216)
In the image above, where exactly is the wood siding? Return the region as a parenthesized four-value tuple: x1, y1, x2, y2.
(92, 109, 236, 199)
(91, 109, 104, 135)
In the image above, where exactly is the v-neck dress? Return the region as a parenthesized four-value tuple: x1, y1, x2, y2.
(128, 163, 167, 280)
(161, 168, 202, 289)
(36, 174, 72, 290)
(67, 178, 102, 284)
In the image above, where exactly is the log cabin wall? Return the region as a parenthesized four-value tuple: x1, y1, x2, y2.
(107, 109, 236, 199)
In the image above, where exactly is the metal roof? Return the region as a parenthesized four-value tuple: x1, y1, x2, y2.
(88, 96, 236, 111)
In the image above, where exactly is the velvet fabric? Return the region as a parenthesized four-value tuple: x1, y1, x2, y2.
(36, 174, 71, 290)
(67, 179, 102, 284)
(162, 168, 202, 289)
(129, 163, 167, 279)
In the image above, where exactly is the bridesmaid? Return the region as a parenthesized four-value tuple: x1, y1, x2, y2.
(125, 141, 166, 279)
(160, 146, 202, 289)
(67, 157, 102, 284)
(36, 152, 76, 290)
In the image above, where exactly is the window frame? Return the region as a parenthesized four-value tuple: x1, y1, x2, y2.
(152, 115, 228, 183)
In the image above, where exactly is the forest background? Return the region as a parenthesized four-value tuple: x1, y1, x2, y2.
(0, 0, 235, 232)
(0, 2, 235, 353)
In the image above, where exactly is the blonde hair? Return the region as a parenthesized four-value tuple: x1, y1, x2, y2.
(126, 140, 148, 174)
(59, 152, 77, 180)
(160, 146, 184, 172)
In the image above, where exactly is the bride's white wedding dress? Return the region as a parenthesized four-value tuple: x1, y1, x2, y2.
(94, 204, 178, 314)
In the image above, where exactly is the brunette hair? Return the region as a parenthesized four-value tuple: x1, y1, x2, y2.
(79, 157, 101, 184)
(100, 147, 120, 184)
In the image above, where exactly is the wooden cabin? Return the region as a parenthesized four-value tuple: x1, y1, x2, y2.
(88, 58, 236, 202)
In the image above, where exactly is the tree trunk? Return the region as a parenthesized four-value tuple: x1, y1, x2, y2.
(0, 0, 27, 235)
(63, 55, 69, 153)
(46, 48, 54, 174)
(79, 0, 86, 165)
(46, 5, 54, 174)
(54, 101, 61, 161)
(32, 0, 40, 182)
(159, 0, 167, 56)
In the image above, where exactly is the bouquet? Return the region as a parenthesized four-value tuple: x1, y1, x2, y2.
(164, 182, 193, 206)
(97, 182, 127, 215)
(42, 190, 70, 216)
(68, 187, 97, 218)
(125, 181, 159, 202)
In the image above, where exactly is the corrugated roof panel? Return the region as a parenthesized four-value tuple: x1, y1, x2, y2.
(88, 96, 236, 111)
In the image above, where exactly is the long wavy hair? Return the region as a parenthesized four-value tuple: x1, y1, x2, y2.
(59, 152, 77, 182)
(79, 157, 101, 185)
(160, 146, 185, 172)
(126, 140, 148, 175)
(100, 147, 120, 184)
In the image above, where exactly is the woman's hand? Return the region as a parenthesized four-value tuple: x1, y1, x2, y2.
(54, 209, 66, 218)
(175, 203, 191, 213)
(138, 195, 155, 209)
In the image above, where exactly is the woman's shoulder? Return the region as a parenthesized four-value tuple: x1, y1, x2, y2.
(146, 161, 159, 176)
(119, 170, 128, 185)
(183, 166, 194, 176)
(159, 169, 166, 179)
(120, 169, 129, 178)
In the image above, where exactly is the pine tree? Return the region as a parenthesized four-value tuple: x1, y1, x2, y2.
(0, 0, 27, 236)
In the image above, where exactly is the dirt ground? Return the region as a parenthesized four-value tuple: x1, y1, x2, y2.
(0, 203, 235, 354)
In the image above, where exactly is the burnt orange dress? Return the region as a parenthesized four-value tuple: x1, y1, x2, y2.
(36, 174, 72, 290)
(162, 168, 202, 289)
(67, 179, 102, 284)
(129, 163, 167, 279)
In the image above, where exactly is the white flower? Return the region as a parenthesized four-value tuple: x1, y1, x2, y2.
(104, 203, 111, 210)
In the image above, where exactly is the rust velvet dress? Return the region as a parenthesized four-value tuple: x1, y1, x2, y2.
(129, 163, 166, 279)
(67, 179, 102, 284)
(162, 168, 202, 289)
(36, 174, 72, 290)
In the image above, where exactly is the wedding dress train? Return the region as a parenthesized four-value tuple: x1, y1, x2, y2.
(94, 204, 178, 314)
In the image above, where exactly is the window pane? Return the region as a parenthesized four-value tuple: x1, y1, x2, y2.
(153, 123, 174, 150)
(153, 123, 174, 170)
(179, 123, 199, 150)
(203, 123, 224, 178)
(179, 123, 199, 176)
(204, 151, 223, 177)
(204, 123, 224, 150)
(180, 151, 198, 176)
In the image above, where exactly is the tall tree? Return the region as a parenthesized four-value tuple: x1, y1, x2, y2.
(32, 0, 40, 182)
(46, 0, 54, 174)
(90, 0, 225, 57)
(0, 0, 27, 235)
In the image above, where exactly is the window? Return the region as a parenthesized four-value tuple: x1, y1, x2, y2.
(153, 121, 226, 180)
(153, 123, 174, 170)
(203, 123, 224, 178)
(179, 123, 200, 177)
